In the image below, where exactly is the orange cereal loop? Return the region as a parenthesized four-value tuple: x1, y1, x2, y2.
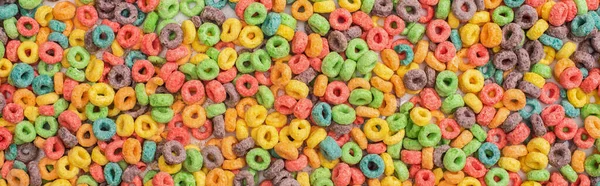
(313, 75, 328, 97)
(348, 78, 371, 91)
(390, 75, 406, 98)
(370, 76, 393, 93)
(502, 89, 526, 111)
(53, 2, 77, 21)
(291, 0, 314, 21)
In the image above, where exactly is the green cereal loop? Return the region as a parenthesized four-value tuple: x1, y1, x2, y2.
(135, 84, 149, 106)
(34, 116, 58, 138)
(387, 142, 402, 159)
(313, 178, 334, 186)
(0, 41, 4, 59)
(279, 13, 297, 28)
(349, 89, 373, 106)
(462, 140, 481, 156)
(575, 0, 588, 15)
(346, 39, 369, 61)
(143, 12, 160, 33)
(79, 0, 94, 4)
(157, 0, 180, 19)
(322, 52, 344, 78)
(435, 0, 450, 19)
(19, 35, 36, 42)
(399, 102, 414, 114)
(470, 124, 487, 142)
(151, 107, 174, 123)
(244, 3, 268, 26)
(256, 86, 274, 109)
(197, 23, 221, 46)
(206, 103, 226, 118)
(179, 63, 199, 80)
(442, 138, 451, 145)
(148, 56, 166, 65)
(144, 170, 158, 183)
(443, 148, 466, 172)
(308, 14, 331, 36)
(484, 168, 509, 186)
(531, 64, 552, 79)
(368, 88, 384, 108)
(3, 17, 17, 39)
(174, 171, 195, 185)
(560, 165, 578, 182)
(402, 138, 422, 150)
(526, 169, 550, 181)
(206, 47, 220, 60)
(53, 98, 69, 117)
(38, 62, 62, 76)
(339, 59, 357, 81)
(14, 121, 36, 144)
(236, 52, 255, 73)
(67, 46, 90, 69)
(180, 0, 205, 17)
(76, 175, 98, 186)
(19, 0, 42, 9)
(85, 103, 108, 121)
(441, 94, 464, 114)
(361, 0, 375, 13)
(195, 59, 220, 80)
(149, 94, 174, 107)
(332, 104, 356, 125)
(183, 148, 203, 172)
(12, 161, 26, 171)
(309, 167, 331, 184)
(357, 50, 377, 74)
(492, 6, 514, 26)
(246, 148, 271, 171)
(156, 20, 177, 34)
(251, 49, 272, 72)
(407, 23, 425, 44)
(393, 161, 409, 181)
(417, 124, 441, 147)
(265, 36, 290, 58)
(341, 142, 362, 165)
(581, 103, 600, 119)
(585, 154, 600, 177)
(405, 121, 421, 138)
(386, 113, 408, 132)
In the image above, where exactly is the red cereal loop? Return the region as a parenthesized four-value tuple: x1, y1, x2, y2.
(463, 157, 487, 178)
(102, 19, 121, 33)
(574, 174, 591, 186)
(506, 123, 530, 145)
(415, 169, 435, 186)
(478, 83, 504, 106)
(293, 98, 313, 119)
(350, 167, 366, 185)
(324, 81, 350, 105)
(167, 127, 191, 145)
(309, 57, 322, 72)
(6, 40, 21, 62)
(217, 68, 237, 83)
(214, 42, 235, 50)
(564, 0, 578, 21)
(0, 84, 15, 103)
(159, 62, 179, 80)
(16, 17, 40, 37)
(288, 54, 310, 74)
(138, 0, 159, 12)
(539, 82, 560, 104)
(418, 4, 435, 23)
(2, 103, 23, 124)
(105, 140, 124, 162)
(549, 2, 569, 26)
(255, 71, 273, 86)
(383, 15, 406, 36)
(366, 27, 389, 51)
(439, 118, 461, 139)
(329, 132, 350, 146)
(420, 0, 439, 6)
(167, 114, 187, 129)
(540, 104, 565, 127)
(274, 95, 297, 115)
(153, 172, 175, 186)
(76, 5, 98, 28)
(285, 154, 308, 171)
(408, 165, 421, 178)
(317, 38, 330, 59)
(116, 24, 142, 49)
(401, 150, 422, 164)
(141, 33, 162, 56)
(205, 80, 226, 103)
(419, 88, 441, 110)
(62, 78, 79, 101)
(433, 41, 456, 63)
(131, 60, 155, 83)
(332, 163, 352, 186)
(366, 142, 386, 154)
(39, 42, 64, 64)
(235, 74, 259, 97)
(0, 128, 12, 151)
(549, 172, 568, 185)
(554, 117, 578, 140)
(486, 128, 507, 149)
(509, 172, 522, 186)
(581, 71, 600, 93)
(351, 11, 373, 31)
(103, 52, 125, 66)
(39, 105, 55, 116)
(525, 0, 545, 7)
(292, 31, 308, 54)
(588, 0, 599, 10)
(90, 163, 106, 183)
(191, 120, 213, 140)
(573, 128, 595, 149)
(59, 110, 83, 132)
(235, 0, 256, 19)
(559, 67, 583, 89)
(388, 39, 413, 51)
(166, 71, 186, 93)
(260, 180, 273, 186)
(44, 137, 65, 160)
(467, 43, 490, 67)
(542, 132, 556, 144)
(329, 8, 353, 31)
(0, 161, 11, 178)
(165, 45, 190, 62)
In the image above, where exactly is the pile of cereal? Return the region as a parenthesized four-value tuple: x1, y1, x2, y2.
(1, 0, 600, 185)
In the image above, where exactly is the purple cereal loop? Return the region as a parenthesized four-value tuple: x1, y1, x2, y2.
(451, 0, 477, 21)
(122, 165, 141, 183)
(84, 29, 101, 53)
(27, 161, 42, 186)
(395, 0, 422, 23)
(548, 141, 571, 167)
(515, 48, 531, 72)
(233, 170, 255, 186)
(425, 66, 437, 88)
(518, 81, 541, 98)
(578, 40, 595, 53)
(107, 65, 132, 89)
(293, 68, 318, 84)
(403, 69, 427, 91)
(114, 2, 138, 25)
(500, 23, 524, 49)
(0, 28, 7, 45)
(433, 145, 450, 168)
(223, 83, 241, 108)
(160, 23, 184, 49)
(272, 171, 293, 184)
(201, 6, 226, 26)
(547, 25, 569, 39)
(474, 0, 485, 10)
(530, 113, 546, 137)
(123, 105, 149, 119)
(500, 112, 521, 132)
(502, 71, 523, 90)
(327, 123, 353, 135)
(372, 0, 394, 17)
(572, 50, 595, 70)
(264, 159, 285, 179)
(201, 145, 224, 169)
(191, 16, 203, 28)
(162, 140, 187, 165)
(58, 127, 78, 148)
(16, 143, 38, 163)
(344, 26, 363, 40)
(328, 30, 349, 53)
(493, 50, 518, 71)
(212, 115, 225, 138)
(454, 107, 476, 129)
(514, 5, 538, 29)
(523, 40, 544, 63)
(590, 31, 600, 52)
(278, 178, 301, 186)
(233, 137, 255, 157)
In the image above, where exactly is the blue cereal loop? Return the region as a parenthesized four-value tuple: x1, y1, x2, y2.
(319, 136, 342, 160)
(261, 12, 282, 37)
(394, 44, 414, 66)
(92, 118, 117, 141)
(359, 154, 385, 178)
(477, 142, 501, 167)
(9, 63, 35, 88)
